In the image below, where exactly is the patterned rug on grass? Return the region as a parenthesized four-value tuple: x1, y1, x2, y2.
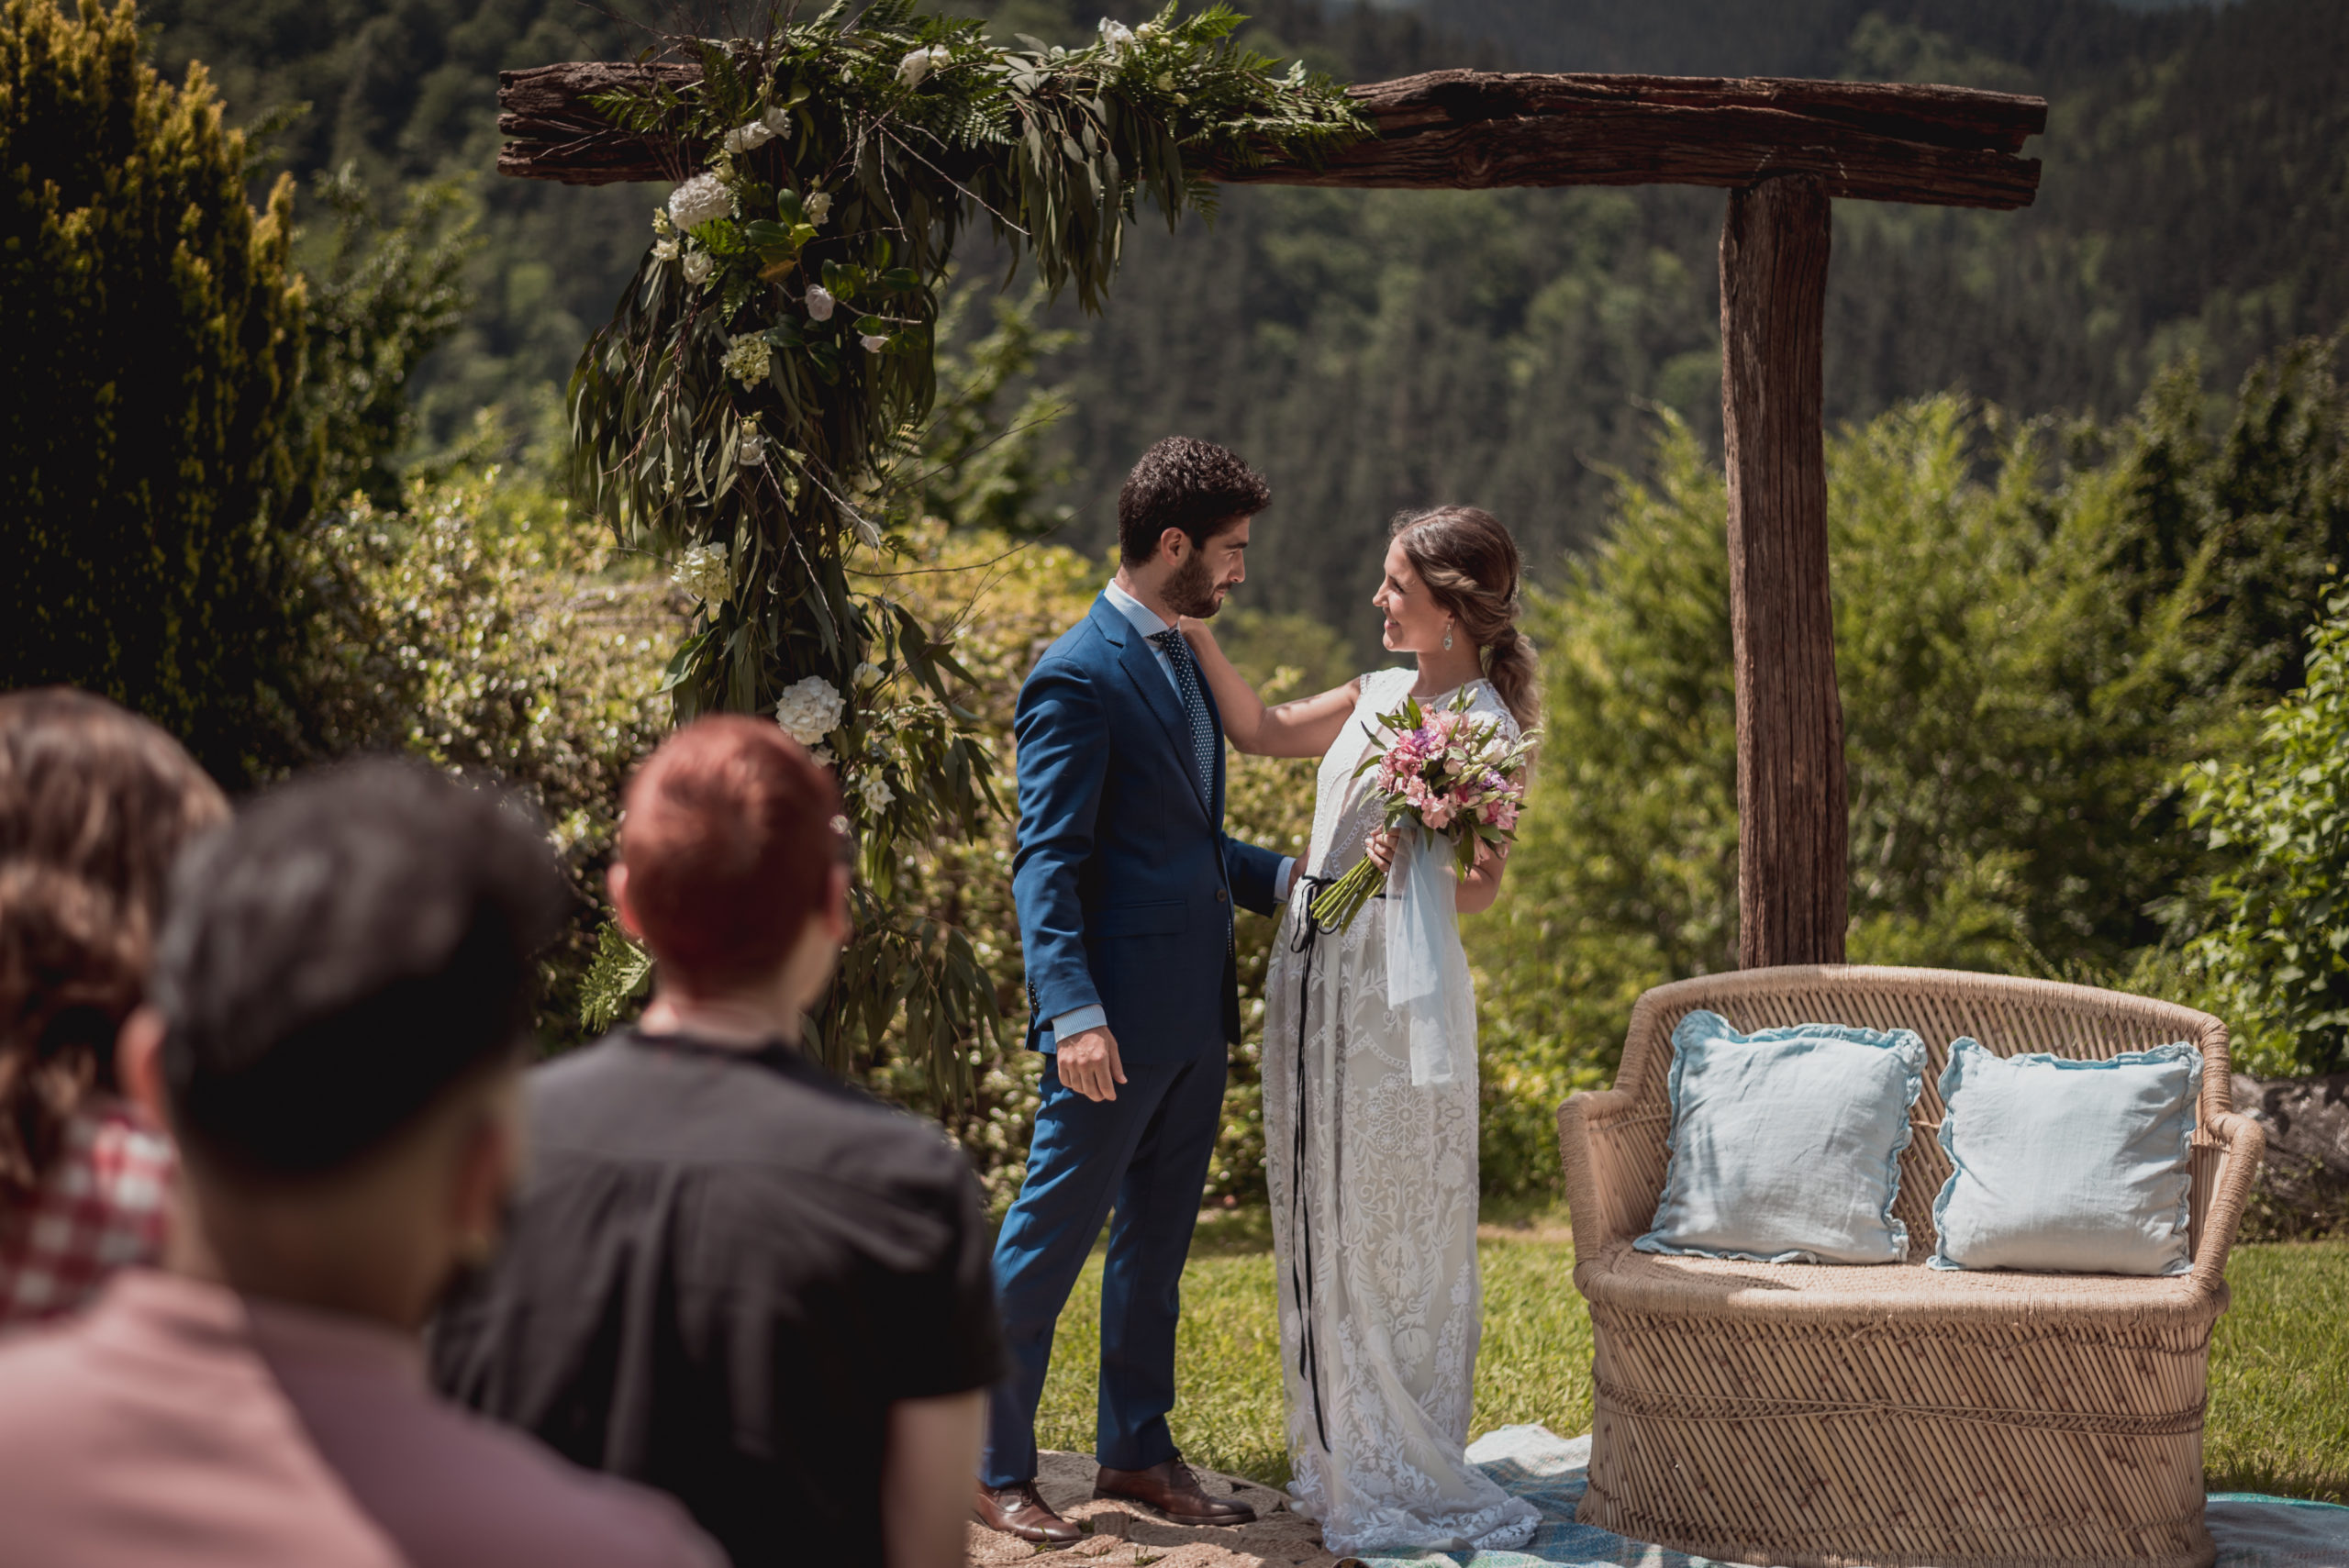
(1357, 1426, 2349, 1568)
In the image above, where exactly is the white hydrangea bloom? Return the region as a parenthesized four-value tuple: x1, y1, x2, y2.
(857, 772, 896, 813)
(761, 106, 794, 137)
(667, 172, 733, 232)
(805, 284, 837, 322)
(803, 190, 832, 226)
(672, 542, 733, 603)
(682, 250, 715, 285)
(651, 236, 680, 263)
(774, 675, 846, 746)
(721, 335, 773, 385)
(1098, 18, 1135, 52)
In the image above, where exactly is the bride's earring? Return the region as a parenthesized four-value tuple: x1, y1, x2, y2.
(1442, 623, 1453, 652)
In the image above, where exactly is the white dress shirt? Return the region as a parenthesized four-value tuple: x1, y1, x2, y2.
(1051, 582, 1296, 1045)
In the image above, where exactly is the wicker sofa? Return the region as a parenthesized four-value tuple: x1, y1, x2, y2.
(1555, 965, 2266, 1568)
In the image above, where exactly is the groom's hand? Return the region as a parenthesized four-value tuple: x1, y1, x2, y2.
(1059, 1026, 1127, 1102)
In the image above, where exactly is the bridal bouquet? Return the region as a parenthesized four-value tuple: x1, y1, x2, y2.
(1309, 689, 1539, 934)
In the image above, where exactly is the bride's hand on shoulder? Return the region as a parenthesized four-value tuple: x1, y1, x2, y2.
(1176, 614, 1216, 651)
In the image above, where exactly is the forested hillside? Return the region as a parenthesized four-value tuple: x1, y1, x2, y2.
(142, 0, 2349, 651)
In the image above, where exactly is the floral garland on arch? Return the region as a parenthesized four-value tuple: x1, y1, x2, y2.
(569, 2, 1365, 1092)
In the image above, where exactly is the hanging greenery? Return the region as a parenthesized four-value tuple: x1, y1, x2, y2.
(568, 2, 1364, 1088)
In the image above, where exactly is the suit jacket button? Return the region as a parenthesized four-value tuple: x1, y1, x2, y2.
(1215, 887, 1228, 903)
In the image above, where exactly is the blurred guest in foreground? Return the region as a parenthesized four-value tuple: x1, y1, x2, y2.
(433, 715, 1005, 1568)
(0, 690, 227, 1325)
(0, 761, 721, 1567)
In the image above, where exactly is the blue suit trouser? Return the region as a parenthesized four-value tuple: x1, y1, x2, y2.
(981, 1040, 1229, 1485)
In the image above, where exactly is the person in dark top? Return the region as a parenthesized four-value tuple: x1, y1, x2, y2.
(431, 715, 1006, 1568)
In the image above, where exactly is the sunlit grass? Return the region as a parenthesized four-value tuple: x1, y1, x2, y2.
(2207, 1241, 2349, 1500)
(1033, 1216, 2349, 1500)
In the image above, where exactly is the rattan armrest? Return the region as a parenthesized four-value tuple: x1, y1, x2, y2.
(2188, 1108, 2265, 1292)
(1559, 1088, 1668, 1252)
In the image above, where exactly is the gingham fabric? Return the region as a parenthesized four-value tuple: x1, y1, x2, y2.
(0, 1097, 173, 1326)
(1148, 628, 1216, 805)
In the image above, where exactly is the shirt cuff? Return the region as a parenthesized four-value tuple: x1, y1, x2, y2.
(1051, 1006, 1107, 1045)
(1275, 856, 1297, 903)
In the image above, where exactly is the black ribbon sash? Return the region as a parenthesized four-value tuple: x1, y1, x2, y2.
(1286, 873, 1342, 1454)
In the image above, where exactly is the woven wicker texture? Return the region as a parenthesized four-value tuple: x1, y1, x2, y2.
(1555, 966, 2266, 1568)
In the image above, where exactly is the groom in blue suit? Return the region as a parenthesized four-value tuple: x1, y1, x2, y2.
(975, 439, 1294, 1542)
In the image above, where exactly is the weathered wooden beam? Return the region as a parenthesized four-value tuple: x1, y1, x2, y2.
(1720, 174, 1847, 968)
(497, 63, 2044, 210)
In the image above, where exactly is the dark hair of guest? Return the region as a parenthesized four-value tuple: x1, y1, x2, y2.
(1390, 505, 1542, 734)
(618, 715, 845, 995)
(150, 760, 563, 1180)
(1116, 436, 1271, 566)
(0, 690, 228, 1195)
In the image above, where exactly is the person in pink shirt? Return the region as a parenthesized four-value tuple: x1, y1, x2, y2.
(0, 760, 723, 1568)
(0, 689, 227, 1324)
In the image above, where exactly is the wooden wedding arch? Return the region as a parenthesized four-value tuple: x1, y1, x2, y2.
(498, 63, 2046, 971)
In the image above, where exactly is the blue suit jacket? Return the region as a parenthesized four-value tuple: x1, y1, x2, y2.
(1013, 595, 1285, 1063)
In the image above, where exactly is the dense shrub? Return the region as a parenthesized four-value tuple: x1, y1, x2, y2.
(0, 0, 308, 784)
(2185, 595, 2349, 1075)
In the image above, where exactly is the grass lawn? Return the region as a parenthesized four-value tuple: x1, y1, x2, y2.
(1033, 1211, 2349, 1500)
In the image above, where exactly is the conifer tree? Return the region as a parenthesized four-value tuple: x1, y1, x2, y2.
(0, 0, 308, 783)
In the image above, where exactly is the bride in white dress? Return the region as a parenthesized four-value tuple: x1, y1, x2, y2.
(1182, 506, 1542, 1557)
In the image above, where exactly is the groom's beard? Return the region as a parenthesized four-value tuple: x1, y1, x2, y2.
(1164, 550, 1228, 619)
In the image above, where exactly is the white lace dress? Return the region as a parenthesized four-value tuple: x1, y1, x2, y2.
(1264, 668, 1540, 1557)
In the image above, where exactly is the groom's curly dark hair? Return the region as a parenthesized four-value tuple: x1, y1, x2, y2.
(1117, 437, 1271, 565)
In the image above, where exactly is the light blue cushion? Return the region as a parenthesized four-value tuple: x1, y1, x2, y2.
(1635, 1010, 1927, 1266)
(1929, 1038, 2201, 1275)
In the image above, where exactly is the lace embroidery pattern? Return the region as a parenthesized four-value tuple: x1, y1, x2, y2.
(1265, 670, 1538, 1556)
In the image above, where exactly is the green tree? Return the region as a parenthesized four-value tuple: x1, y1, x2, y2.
(0, 0, 308, 784)
(1471, 341, 2349, 1195)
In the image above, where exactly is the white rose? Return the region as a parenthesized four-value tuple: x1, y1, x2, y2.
(853, 662, 885, 692)
(761, 106, 794, 137)
(860, 332, 888, 353)
(808, 743, 836, 768)
(721, 118, 776, 154)
(651, 236, 680, 263)
(857, 773, 896, 813)
(805, 284, 837, 322)
(803, 190, 832, 226)
(1098, 18, 1134, 52)
(682, 250, 715, 285)
(739, 428, 767, 467)
(1135, 20, 1162, 39)
(896, 47, 934, 86)
(667, 172, 733, 232)
(774, 674, 846, 746)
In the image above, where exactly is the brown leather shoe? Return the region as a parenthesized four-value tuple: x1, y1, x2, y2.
(974, 1480, 1084, 1544)
(1093, 1457, 1258, 1526)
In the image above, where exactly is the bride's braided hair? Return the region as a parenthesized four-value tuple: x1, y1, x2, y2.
(1390, 506, 1541, 734)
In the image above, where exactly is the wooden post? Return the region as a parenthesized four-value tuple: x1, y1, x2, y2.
(1720, 174, 1846, 969)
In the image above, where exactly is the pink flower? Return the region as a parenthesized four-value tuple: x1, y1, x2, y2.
(1486, 800, 1520, 831)
(1423, 799, 1457, 830)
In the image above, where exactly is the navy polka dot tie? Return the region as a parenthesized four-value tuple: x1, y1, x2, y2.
(1150, 628, 1216, 806)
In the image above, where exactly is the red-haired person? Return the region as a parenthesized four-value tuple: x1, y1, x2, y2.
(0, 690, 227, 1325)
(432, 716, 1006, 1568)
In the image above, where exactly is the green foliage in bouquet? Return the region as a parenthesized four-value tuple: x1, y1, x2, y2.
(565, 1, 1362, 1088)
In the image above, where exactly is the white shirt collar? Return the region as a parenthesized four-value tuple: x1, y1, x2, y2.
(1103, 578, 1174, 641)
